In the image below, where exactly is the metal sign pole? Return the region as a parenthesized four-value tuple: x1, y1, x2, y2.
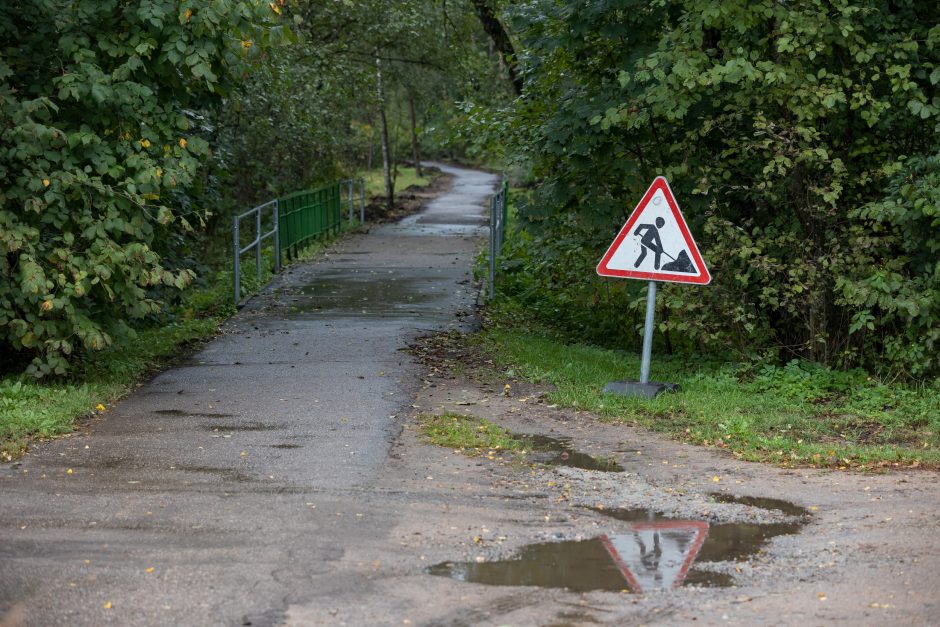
(639, 280, 656, 384)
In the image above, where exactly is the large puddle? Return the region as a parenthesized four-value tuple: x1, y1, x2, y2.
(283, 274, 447, 318)
(429, 505, 806, 593)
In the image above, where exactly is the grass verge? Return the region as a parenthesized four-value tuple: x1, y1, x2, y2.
(418, 412, 528, 458)
(0, 318, 220, 461)
(474, 328, 940, 470)
(362, 166, 438, 198)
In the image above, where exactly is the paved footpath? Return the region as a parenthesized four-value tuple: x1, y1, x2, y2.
(0, 163, 498, 626)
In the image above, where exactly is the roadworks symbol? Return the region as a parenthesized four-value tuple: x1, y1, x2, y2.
(596, 177, 711, 285)
(600, 520, 710, 592)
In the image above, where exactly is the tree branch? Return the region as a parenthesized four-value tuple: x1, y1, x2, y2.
(469, 0, 522, 95)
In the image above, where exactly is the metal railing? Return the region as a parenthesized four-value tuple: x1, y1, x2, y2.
(340, 177, 366, 224)
(279, 183, 342, 261)
(233, 177, 366, 305)
(488, 179, 509, 299)
(233, 199, 280, 305)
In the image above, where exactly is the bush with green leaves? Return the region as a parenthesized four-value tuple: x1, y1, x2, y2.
(0, 0, 287, 376)
(492, 0, 940, 379)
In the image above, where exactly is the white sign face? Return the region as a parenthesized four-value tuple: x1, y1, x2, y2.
(597, 177, 711, 284)
(600, 521, 709, 593)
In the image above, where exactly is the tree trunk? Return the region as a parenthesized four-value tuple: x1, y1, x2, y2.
(375, 56, 393, 210)
(408, 94, 422, 177)
(469, 0, 523, 95)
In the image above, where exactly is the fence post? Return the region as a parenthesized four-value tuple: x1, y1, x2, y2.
(233, 216, 240, 305)
(359, 178, 365, 224)
(488, 196, 497, 299)
(273, 199, 281, 273)
(255, 207, 262, 278)
(347, 179, 354, 223)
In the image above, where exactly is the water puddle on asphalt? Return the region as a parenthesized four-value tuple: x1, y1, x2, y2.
(202, 422, 280, 432)
(155, 409, 234, 418)
(517, 434, 624, 472)
(708, 493, 808, 517)
(285, 275, 441, 317)
(429, 506, 805, 593)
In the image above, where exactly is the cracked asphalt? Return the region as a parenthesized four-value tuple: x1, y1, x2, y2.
(0, 163, 498, 626)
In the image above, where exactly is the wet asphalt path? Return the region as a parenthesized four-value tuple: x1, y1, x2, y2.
(0, 163, 498, 626)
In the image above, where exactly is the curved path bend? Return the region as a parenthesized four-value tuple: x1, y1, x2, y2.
(0, 163, 498, 626)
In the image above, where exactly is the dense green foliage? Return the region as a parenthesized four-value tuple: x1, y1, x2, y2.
(0, 0, 506, 377)
(0, 0, 287, 375)
(484, 0, 940, 379)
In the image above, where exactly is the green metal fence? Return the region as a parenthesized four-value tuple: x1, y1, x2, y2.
(278, 182, 343, 261)
(233, 178, 364, 305)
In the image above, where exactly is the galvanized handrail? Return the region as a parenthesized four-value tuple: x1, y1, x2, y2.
(488, 179, 509, 299)
(233, 199, 280, 305)
(232, 177, 366, 305)
(339, 177, 366, 223)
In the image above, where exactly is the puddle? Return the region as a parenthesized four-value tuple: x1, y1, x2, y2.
(708, 493, 808, 517)
(173, 465, 254, 483)
(155, 409, 235, 418)
(429, 507, 804, 593)
(286, 275, 440, 317)
(598, 507, 804, 564)
(517, 434, 624, 472)
(203, 422, 279, 432)
(428, 538, 631, 593)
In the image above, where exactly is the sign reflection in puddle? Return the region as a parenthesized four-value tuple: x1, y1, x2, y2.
(428, 507, 805, 592)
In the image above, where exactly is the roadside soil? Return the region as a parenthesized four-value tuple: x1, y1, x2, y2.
(364, 169, 454, 224)
(289, 331, 940, 626)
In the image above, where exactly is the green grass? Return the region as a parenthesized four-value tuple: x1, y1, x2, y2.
(362, 166, 438, 198)
(0, 317, 221, 461)
(476, 328, 940, 470)
(418, 412, 528, 456)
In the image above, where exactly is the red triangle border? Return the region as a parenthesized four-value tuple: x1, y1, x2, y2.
(596, 177, 711, 285)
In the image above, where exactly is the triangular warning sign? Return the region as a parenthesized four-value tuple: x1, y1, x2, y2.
(597, 177, 711, 284)
(600, 521, 710, 593)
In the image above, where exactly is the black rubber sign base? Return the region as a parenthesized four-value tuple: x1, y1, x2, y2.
(602, 380, 680, 399)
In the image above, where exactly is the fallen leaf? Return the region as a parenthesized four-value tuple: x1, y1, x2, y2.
(103, 601, 113, 609)
(712, 476, 720, 482)
(145, 567, 155, 573)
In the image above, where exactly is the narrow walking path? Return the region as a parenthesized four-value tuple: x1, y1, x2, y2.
(0, 163, 499, 626)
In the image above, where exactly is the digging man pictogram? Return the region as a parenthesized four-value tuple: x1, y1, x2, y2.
(633, 217, 667, 270)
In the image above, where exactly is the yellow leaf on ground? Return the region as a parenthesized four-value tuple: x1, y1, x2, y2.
(103, 601, 113, 609)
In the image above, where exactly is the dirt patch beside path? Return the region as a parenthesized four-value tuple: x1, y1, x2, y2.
(364, 331, 940, 625)
(364, 169, 455, 224)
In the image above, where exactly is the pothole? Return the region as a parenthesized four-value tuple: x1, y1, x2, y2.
(517, 433, 624, 472)
(707, 493, 809, 517)
(429, 506, 805, 593)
